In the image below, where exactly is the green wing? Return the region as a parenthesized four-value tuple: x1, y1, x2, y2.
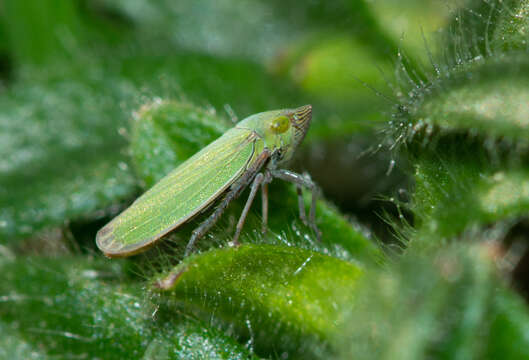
(96, 127, 257, 257)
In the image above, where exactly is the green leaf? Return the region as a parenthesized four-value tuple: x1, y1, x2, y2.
(0, 256, 258, 360)
(491, 0, 529, 52)
(406, 56, 529, 145)
(0, 66, 139, 242)
(390, 52, 529, 242)
(339, 245, 529, 360)
(0, 322, 49, 360)
(2, 0, 84, 64)
(441, 0, 526, 60)
(412, 146, 529, 242)
(155, 244, 363, 358)
(131, 100, 230, 187)
(389, 4, 529, 243)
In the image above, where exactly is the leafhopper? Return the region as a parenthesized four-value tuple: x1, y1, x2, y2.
(96, 105, 320, 257)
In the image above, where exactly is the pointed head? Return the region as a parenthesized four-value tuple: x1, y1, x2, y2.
(240, 105, 312, 164)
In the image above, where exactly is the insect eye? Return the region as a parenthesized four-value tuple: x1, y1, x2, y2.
(270, 116, 290, 134)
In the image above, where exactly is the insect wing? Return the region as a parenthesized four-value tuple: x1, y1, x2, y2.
(96, 127, 256, 257)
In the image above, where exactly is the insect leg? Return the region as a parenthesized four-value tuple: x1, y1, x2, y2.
(233, 173, 265, 245)
(185, 179, 246, 256)
(261, 182, 268, 234)
(185, 149, 271, 255)
(261, 170, 273, 234)
(224, 104, 239, 124)
(296, 186, 308, 225)
(270, 169, 321, 240)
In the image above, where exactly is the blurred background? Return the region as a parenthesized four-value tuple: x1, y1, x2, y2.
(0, 0, 460, 247)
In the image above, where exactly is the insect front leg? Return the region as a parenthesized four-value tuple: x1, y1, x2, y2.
(270, 169, 322, 240)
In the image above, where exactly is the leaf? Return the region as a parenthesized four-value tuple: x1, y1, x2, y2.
(0, 322, 50, 360)
(2, 0, 84, 64)
(491, 0, 529, 52)
(412, 57, 529, 144)
(339, 245, 529, 360)
(412, 146, 529, 241)
(389, 7, 529, 241)
(0, 256, 258, 360)
(155, 244, 363, 358)
(0, 66, 139, 242)
(441, 0, 524, 61)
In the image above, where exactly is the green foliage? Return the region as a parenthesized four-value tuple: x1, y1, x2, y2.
(411, 145, 529, 243)
(391, 0, 529, 247)
(131, 101, 230, 187)
(491, 0, 529, 51)
(340, 245, 529, 359)
(396, 55, 529, 146)
(0, 256, 257, 359)
(0, 65, 139, 241)
(156, 244, 362, 358)
(2, 0, 84, 64)
(372, 0, 529, 358)
(3, 0, 529, 358)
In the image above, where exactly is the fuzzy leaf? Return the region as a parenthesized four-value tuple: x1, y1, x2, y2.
(491, 0, 529, 52)
(0, 66, 139, 242)
(412, 146, 529, 241)
(339, 245, 529, 360)
(0, 256, 258, 360)
(411, 57, 529, 144)
(392, 55, 529, 242)
(155, 244, 363, 358)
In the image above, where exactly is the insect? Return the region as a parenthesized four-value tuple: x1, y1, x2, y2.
(96, 105, 320, 257)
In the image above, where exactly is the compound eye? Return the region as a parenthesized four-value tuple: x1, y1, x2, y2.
(270, 116, 290, 134)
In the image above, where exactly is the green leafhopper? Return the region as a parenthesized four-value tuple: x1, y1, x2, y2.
(96, 105, 320, 257)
